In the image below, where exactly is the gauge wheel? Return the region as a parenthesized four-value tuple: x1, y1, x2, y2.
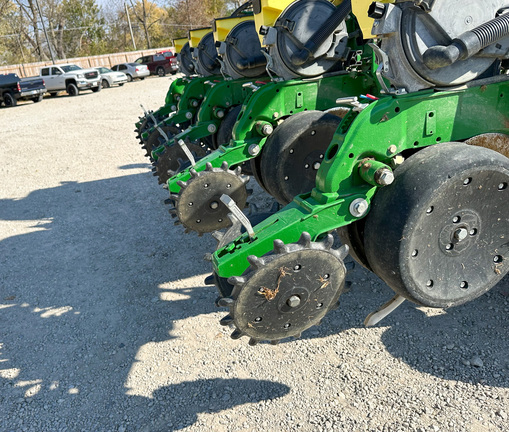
(260, 110, 342, 205)
(215, 105, 242, 149)
(364, 142, 509, 308)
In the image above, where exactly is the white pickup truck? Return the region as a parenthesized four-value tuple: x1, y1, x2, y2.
(40, 64, 101, 96)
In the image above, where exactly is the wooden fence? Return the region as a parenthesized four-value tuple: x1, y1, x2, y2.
(0, 47, 174, 78)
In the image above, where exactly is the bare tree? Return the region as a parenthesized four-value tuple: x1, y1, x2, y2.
(13, 0, 48, 61)
(128, 0, 165, 49)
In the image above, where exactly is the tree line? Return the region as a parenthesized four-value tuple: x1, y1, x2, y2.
(0, 0, 243, 65)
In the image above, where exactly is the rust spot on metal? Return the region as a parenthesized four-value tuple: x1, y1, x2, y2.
(465, 133, 509, 158)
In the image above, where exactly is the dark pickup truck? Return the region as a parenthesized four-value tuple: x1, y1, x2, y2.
(0, 73, 47, 107)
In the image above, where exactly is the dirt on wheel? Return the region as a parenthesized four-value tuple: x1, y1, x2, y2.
(1, 76, 508, 432)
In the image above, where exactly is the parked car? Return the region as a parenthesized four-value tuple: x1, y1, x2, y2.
(40, 64, 101, 96)
(111, 63, 149, 82)
(94, 66, 128, 88)
(0, 73, 46, 107)
(134, 52, 178, 77)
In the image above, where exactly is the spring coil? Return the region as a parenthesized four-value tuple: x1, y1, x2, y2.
(471, 12, 509, 49)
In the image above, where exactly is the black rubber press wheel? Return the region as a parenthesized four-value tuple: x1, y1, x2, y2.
(260, 110, 342, 205)
(364, 142, 509, 308)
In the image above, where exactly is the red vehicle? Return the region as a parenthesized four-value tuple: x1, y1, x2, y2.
(135, 51, 178, 77)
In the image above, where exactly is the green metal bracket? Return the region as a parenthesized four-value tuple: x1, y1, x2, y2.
(135, 78, 186, 129)
(167, 71, 379, 193)
(162, 77, 270, 146)
(141, 76, 220, 140)
(212, 78, 509, 278)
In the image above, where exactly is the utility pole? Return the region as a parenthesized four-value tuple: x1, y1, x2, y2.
(34, 0, 56, 64)
(16, 35, 27, 77)
(125, 2, 137, 50)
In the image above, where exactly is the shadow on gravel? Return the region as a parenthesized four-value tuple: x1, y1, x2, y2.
(0, 173, 291, 430)
(140, 378, 290, 431)
(304, 265, 509, 388)
(379, 276, 509, 388)
(119, 163, 152, 170)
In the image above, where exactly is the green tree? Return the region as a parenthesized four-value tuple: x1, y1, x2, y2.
(60, 0, 105, 57)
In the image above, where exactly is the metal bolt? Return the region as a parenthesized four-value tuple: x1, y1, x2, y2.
(171, 105, 177, 111)
(349, 198, 369, 217)
(313, 162, 321, 170)
(191, 100, 199, 107)
(207, 124, 217, 133)
(387, 145, 397, 155)
(376, 169, 394, 186)
(248, 144, 261, 156)
(287, 295, 301, 308)
(454, 228, 468, 242)
(261, 124, 273, 136)
(273, 112, 279, 119)
(185, 111, 193, 119)
(216, 109, 225, 119)
(210, 201, 219, 210)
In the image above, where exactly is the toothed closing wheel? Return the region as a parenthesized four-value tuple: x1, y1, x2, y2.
(219, 232, 349, 345)
(173, 162, 249, 234)
(144, 124, 181, 158)
(154, 140, 207, 184)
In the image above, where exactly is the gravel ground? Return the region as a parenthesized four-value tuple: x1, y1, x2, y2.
(1, 75, 508, 432)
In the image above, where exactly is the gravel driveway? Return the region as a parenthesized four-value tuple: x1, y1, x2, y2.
(1, 76, 508, 432)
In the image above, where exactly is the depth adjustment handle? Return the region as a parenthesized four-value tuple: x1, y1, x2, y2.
(423, 11, 509, 69)
(290, 0, 352, 66)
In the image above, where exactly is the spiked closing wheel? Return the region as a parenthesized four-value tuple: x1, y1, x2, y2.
(364, 142, 509, 308)
(218, 232, 349, 345)
(144, 124, 181, 159)
(260, 111, 343, 205)
(136, 114, 157, 144)
(154, 140, 207, 185)
(171, 162, 249, 234)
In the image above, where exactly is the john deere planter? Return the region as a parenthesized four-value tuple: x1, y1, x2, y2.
(150, 14, 270, 185)
(206, 0, 509, 345)
(166, 0, 379, 235)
